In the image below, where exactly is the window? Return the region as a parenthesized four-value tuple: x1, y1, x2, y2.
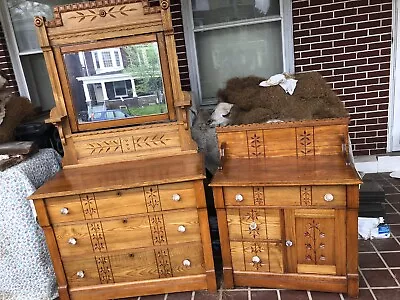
(182, 0, 294, 107)
(101, 51, 113, 68)
(114, 50, 121, 67)
(94, 52, 100, 69)
(114, 80, 128, 97)
(0, 0, 86, 111)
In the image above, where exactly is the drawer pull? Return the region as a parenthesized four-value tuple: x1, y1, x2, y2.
(177, 225, 186, 233)
(68, 238, 77, 245)
(235, 194, 244, 202)
(285, 240, 293, 247)
(172, 194, 181, 201)
(252, 256, 261, 263)
(323, 193, 334, 202)
(249, 222, 257, 230)
(76, 271, 85, 278)
(122, 219, 128, 224)
(60, 207, 69, 215)
(182, 259, 191, 267)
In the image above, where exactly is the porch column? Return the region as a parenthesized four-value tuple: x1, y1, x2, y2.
(101, 82, 109, 100)
(130, 79, 137, 97)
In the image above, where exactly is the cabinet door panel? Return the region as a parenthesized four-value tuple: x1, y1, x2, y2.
(284, 209, 346, 276)
(227, 208, 281, 241)
(230, 241, 283, 273)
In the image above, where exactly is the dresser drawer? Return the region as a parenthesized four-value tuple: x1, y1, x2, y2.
(54, 210, 201, 257)
(224, 187, 300, 207)
(230, 241, 283, 273)
(45, 182, 198, 224)
(223, 186, 346, 208)
(63, 244, 205, 288)
(227, 208, 282, 241)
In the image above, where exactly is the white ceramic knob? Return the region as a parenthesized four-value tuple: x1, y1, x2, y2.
(252, 256, 261, 263)
(323, 193, 334, 202)
(172, 194, 181, 201)
(60, 207, 69, 215)
(235, 194, 244, 202)
(177, 225, 186, 233)
(286, 240, 293, 247)
(249, 222, 257, 230)
(182, 259, 191, 267)
(76, 270, 85, 278)
(68, 238, 77, 245)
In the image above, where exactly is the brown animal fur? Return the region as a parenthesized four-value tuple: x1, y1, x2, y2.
(217, 72, 348, 125)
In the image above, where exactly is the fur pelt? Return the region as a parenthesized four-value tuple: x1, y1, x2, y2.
(217, 72, 348, 125)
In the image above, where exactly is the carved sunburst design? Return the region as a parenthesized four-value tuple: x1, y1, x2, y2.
(245, 209, 260, 239)
(300, 186, 312, 206)
(253, 187, 265, 205)
(144, 186, 161, 212)
(155, 249, 173, 278)
(149, 215, 167, 245)
(88, 222, 107, 252)
(69, 6, 137, 22)
(95, 256, 114, 284)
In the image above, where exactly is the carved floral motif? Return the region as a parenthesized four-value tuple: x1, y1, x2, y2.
(250, 243, 264, 270)
(245, 209, 260, 239)
(95, 256, 114, 284)
(155, 249, 173, 278)
(297, 129, 314, 156)
(247, 132, 264, 157)
(300, 186, 312, 206)
(144, 186, 161, 212)
(149, 215, 167, 245)
(68, 6, 137, 22)
(253, 187, 265, 205)
(80, 194, 99, 219)
(88, 222, 107, 252)
(87, 140, 122, 155)
(133, 134, 170, 148)
(303, 219, 326, 264)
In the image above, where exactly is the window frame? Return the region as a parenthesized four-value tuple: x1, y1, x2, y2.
(181, 0, 295, 109)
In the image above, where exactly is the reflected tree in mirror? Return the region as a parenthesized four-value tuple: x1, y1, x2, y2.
(63, 42, 167, 124)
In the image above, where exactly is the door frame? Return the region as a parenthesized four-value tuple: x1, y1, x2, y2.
(389, 0, 400, 151)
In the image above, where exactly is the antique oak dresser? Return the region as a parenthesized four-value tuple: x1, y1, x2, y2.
(30, 1, 216, 299)
(210, 118, 362, 297)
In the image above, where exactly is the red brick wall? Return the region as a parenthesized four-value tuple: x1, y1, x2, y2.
(0, 21, 18, 95)
(292, 0, 392, 156)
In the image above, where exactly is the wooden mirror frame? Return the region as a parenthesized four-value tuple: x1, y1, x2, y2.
(34, 0, 196, 167)
(35, 0, 190, 132)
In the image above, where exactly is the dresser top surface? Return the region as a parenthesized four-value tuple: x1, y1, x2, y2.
(30, 153, 205, 199)
(210, 155, 362, 186)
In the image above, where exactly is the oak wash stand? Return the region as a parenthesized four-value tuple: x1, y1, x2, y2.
(30, 1, 216, 299)
(210, 118, 362, 297)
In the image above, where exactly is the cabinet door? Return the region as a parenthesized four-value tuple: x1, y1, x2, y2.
(284, 209, 346, 276)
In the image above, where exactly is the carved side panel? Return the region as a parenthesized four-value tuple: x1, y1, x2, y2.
(144, 186, 162, 212)
(80, 193, 99, 219)
(154, 248, 173, 278)
(246, 130, 265, 158)
(295, 217, 335, 266)
(300, 186, 312, 206)
(95, 255, 115, 284)
(148, 214, 167, 246)
(253, 187, 265, 206)
(87, 221, 108, 253)
(296, 127, 315, 157)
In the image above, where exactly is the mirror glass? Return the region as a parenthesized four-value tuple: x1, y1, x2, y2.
(63, 42, 167, 124)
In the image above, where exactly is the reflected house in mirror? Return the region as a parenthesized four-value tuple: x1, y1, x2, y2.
(63, 42, 166, 124)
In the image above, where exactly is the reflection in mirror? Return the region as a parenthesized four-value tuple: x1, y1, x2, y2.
(63, 42, 167, 124)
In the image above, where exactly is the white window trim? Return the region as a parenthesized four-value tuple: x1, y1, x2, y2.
(181, 0, 294, 109)
(0, 0, 31, 98)
(114, 80, 128, 97)
(389, 0, 400, 152)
